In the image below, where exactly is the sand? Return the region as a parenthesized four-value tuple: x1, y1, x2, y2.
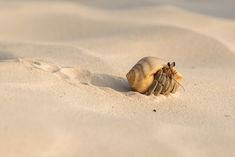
(0, 0, 235, 157)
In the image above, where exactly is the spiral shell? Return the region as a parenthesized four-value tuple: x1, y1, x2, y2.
(126, 56, 182, 94)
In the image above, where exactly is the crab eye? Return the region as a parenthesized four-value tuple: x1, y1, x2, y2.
(172, 62, 175, 67)
(167, 62, 171, 67)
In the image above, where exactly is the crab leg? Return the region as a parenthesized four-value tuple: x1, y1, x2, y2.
(164, 78, 175, 96)
(154, 74, 166, 96)
(171, 79, 179, 94)
(161, 75, 170, 94)
(145, 69, 163, 95)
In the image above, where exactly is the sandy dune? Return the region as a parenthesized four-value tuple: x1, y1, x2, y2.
(0, 1, 235, 157)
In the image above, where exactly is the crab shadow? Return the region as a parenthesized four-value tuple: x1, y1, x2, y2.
(90, 74, 131, 92)
(0, 51, 15, 61)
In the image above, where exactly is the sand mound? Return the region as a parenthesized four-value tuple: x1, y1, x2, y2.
(76, 25, 235, 70)
(1, 2, 235, 70)
(0, 42, 112, 73)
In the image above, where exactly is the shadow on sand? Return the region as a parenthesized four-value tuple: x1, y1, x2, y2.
(0, 51, 15, 61)
(90, 74, 131, 92)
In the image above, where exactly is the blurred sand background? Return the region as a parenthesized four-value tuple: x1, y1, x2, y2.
(0, 0, 235, 157)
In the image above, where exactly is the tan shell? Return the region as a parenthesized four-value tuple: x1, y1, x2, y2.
(126, 56, 182, 93)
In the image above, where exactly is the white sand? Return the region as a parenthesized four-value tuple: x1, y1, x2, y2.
(0, 1, 235, 157)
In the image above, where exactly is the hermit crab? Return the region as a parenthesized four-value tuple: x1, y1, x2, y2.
(126, 56, 183, 96)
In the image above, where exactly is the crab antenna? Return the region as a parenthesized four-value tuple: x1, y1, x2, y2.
(172, 77, 185, 91)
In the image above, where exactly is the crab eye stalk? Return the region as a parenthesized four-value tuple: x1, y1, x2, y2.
(167, 62, 171, 67)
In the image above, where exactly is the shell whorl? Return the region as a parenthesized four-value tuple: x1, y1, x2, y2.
(126, 57, 165, 93)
